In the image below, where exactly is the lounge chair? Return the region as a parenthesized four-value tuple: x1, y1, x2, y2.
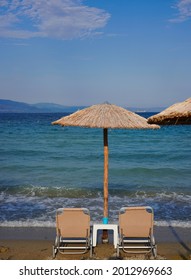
(53, 208, 93, 258)
(117, 206, 157, 258)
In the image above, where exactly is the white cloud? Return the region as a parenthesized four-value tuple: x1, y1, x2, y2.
(0, 0, 110, 39)
(170, 0, 191, 22)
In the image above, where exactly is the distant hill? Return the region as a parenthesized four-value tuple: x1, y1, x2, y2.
(33, 102, 86, 113)
(0, 99, 40, 113)
(0, 99, 86, 113)
(131, 107, 166, 113)
(0, 99, 164, 113)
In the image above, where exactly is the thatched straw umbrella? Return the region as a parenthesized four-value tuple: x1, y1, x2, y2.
(52, 103, 159, 225)
(148, 98, 191, 125)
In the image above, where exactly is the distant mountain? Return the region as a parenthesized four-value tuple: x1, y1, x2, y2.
(0, 99, 41, 113)
(129, 107, 166, 113)
(0, 99, 164, 113)
(34, 102, 86, 113)
(0, 99, 86, 113)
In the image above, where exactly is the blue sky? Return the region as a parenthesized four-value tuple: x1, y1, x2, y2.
(0, 0, 191, 108)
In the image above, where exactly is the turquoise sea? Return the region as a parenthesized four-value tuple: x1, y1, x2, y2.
(0, 113, 191, 227)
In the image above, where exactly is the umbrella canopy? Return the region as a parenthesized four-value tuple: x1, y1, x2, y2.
(52, 103, 159, 221)
(148, 98, 191, 125)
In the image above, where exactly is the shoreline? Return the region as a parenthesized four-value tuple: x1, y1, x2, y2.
(0, 226, 191, 260)
(1, 225, 191, 242)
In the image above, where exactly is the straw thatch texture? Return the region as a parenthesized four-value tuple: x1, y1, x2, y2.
(52, 103, 159, 129)
(148, 98, 191, 125)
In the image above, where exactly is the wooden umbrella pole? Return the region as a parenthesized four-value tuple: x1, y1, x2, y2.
(102, 128, 109, 242)
(103, 128, 109, 219)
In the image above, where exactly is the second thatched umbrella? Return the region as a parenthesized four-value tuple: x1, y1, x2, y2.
(52, 103, 159, 222)
(148, 98, 191, 125)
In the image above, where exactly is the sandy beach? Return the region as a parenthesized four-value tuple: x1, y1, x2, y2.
(0, 226, 191, 260)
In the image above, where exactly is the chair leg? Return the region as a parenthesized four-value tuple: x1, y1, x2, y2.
(53, 245, 57, 259)
(150, 235, 157, 258)
(90, 244, 93, 258)
(152, 245, 157, 258)
(52, 235, 60, 258)
(116, 245, 120, 257)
